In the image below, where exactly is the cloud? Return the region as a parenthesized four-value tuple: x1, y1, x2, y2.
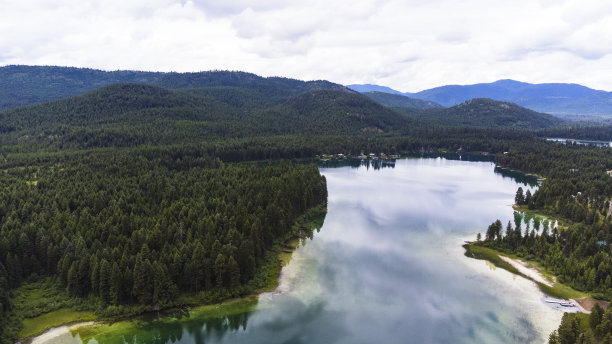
(0, 0, 611, 92)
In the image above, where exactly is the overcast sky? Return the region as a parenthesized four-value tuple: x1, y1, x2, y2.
(1, 0, 611, 92)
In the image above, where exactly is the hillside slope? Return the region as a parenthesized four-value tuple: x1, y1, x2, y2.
(0, 66, 347, 111)
(0, 65, 161, 110)
(362, 91, 442, 110)
(0, 83, 409, 149)
(409, 98, 562, 129)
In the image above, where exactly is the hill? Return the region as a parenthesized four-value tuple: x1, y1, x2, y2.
(0, 65, 161, 110)
(265, 90, 411, 135)
(0, 82, 408, 149)
(362, 91, 442, 110)
(409, 98, 562, 129)
(0, 66, 347, 111)
(155, 71, 345, 97)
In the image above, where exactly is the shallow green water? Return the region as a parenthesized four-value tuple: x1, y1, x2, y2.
(32, 158, 564, 344)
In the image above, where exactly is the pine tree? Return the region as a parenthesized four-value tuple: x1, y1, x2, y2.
(98, 259, 111, 304)
(109, 262, 122, 305)
(77, 258, 90, 295)
(90, 259, 99, 295)
(228, 256, 240, 289)
(515, 187, 525, 205)
(153, 261, 168, 305)
(66, 261, 79, 295)
(214, 253, 226, 288)
(133, 256, 152, 304)
(591, 303, 604, 331)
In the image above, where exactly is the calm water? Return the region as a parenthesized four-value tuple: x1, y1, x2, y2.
(546, 137, 612, 147)
(33, 158, 563, 344)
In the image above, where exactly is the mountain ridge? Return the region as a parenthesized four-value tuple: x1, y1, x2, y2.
(348, 79, 612, 116)
(0, 65, 348, 111)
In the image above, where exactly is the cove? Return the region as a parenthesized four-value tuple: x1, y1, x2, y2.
(31, 157, 564, 344)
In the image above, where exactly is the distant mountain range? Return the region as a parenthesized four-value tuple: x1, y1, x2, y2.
(0, 65, 569, 150)
(348, 80, 612, 117)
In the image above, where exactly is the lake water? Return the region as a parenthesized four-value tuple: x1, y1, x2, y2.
(32, 158, 563, 344)
(546, 137, 612, 147)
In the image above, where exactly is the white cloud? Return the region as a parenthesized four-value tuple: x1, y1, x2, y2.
(0, 0, 611, 91)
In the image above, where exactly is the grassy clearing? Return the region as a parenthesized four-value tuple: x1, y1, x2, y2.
(19, 308, 97, 339)
(12, 277, 90, 318)
(464, 244, 585, 300)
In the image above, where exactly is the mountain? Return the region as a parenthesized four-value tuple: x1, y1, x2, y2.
(409, 98, 562, 129)
(408, 79, 612, 116)
(362, 91, 443, 110)
(268, 90, 411, 135)
(0, 65, 161, 110)
(346, 84, 404, 95)
(349, 79, 612, 117)
(0, 66, 347, 111)
(0, 81, 407, 149)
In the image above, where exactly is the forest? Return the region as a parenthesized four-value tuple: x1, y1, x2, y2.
(0, 147, 327, 341)
(474, 141, 612, 343)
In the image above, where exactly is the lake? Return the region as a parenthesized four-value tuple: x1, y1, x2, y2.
(546, 137, 612, 147)
(32, 158, 564, 344)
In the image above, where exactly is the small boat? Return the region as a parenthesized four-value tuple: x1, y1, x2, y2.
(544, 299, 574, 307)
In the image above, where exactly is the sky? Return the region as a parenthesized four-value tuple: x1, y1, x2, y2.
(1, 0, 611, 92)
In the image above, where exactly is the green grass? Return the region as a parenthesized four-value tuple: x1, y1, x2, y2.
(463, 244, 521, 275)
(12, 277, 88, 318)
(464, 243, 585, 300)
(19, 308, 98, 338)
(63, 296, 260, 344)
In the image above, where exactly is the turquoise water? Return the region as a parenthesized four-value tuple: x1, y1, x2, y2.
(32, 158, 563, 344)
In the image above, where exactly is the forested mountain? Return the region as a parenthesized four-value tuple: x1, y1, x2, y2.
(0, 65, 160, 110)
(401, 98, 562, 129)
(362, 91, 442, 110)
(350, 79, 612, 117)
(0, 83, 406, 151)
(0, 66, 347, 112)
(154, 71, 346, 98)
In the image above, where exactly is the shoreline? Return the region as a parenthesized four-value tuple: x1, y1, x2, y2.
(498, 255, 553, 287)
(20, 204, 326, 344)
(463, 243, 595, 313)
(28, 322, 96, 344)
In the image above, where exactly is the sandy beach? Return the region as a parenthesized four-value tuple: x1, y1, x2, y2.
(499, 256, 553, 287)
(28, 322, 95, 344)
